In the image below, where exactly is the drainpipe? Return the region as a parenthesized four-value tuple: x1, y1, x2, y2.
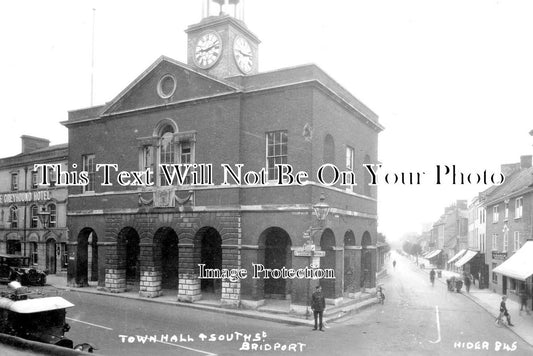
(23, 166, 28, 257)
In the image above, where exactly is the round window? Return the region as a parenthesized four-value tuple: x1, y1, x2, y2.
(157, 74, 176, 99)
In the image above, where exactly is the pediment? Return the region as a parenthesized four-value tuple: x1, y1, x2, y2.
(102, 56, 239, 115)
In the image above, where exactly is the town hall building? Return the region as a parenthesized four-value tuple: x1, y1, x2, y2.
(63, 0, 382, 312)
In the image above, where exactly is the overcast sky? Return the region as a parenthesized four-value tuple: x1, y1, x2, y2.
(1, 0, 532, 242)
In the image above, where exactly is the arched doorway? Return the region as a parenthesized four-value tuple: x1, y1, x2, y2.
(260, 227, 292, 299)
(87, 232, 98, 282)
(155, 227, 179, 289)
(197, 227, 222, 295)
(46, 238, 57, 274)
(343, 231, 356, 293)
(76, 228, 98, 286)
(361, 231, 372, 289)
(118, 227, 140, 288)
(320, 229, 336, 298)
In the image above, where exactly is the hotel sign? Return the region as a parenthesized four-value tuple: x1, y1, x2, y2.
(0, 190, 52, 204)
(492, 251, 507, 261)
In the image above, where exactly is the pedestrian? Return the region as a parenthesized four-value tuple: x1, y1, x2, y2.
(519, 287, 531, 315)
(393, 260, 396, 269)
(464, 274, 471, 293)
(311, 285, 326, 331)
(429, 269, 436, 287)
(496, 295, 514, 326)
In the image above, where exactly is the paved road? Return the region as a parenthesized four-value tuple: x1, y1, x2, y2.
(33, 251, 533, 356)
(330, 251, 533, 356)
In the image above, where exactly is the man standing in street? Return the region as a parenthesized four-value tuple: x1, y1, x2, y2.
(311, 285, 326, 331)
(519, 287, 531, 315)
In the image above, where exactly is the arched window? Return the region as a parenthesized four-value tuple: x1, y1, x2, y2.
(139, 120, 196, 186)
(30, 242, 38, 264)
(48, 204, 57, 228)
(30, 205, 39, 228)
(363, 154, 372, 197)
(9, 206, 18, 229)
(323, 134, 335, 164)
(159, 125, 176, 186)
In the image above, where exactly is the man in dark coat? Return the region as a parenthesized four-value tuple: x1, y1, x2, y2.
(311, 285, 326, 331)
(496, 295, 514, 326)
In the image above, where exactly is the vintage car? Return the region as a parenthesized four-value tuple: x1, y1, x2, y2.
(0, 254, 47, 286)
(0, 282, 94, 351)
(0, 286, 74, 348)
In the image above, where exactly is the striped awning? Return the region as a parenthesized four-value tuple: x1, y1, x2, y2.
(455, 250, 478, 268)
(425, 249, 442, 259)
(447, 249, 466, 264)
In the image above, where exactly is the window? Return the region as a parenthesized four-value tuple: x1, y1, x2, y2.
(30, 242, 38, 264)
(9, 206, 18, 229)
(492, 205, 499, 223)
(504, 202, 509, 220)
(48, 166, 57, 187)
(345, 146, 355, 192)
(492, 234, 498, 250)
(515, 197, 523, 219)
(266, 130, 288, 181)
(159, 128, 176, 186)
(82, 154, 96, 192)
(492, 263, 498, 283)
(510, 278, 517, 292)
(140, 145, 154, 173)
(155, 125, 195, 186)
(11, 173, 18, 191)
(480, 208, 485, 224)
(514, 231, 520, 251)
(346, 146, 354, 170)
(31, 171, 38, 189)
(30, 205, 39, 228)
(61, 243, 68, 269)
(48, 204, 57, 228)
(503, 230, 508, 252)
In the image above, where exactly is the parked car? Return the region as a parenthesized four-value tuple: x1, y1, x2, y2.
(0, 254, 46, 286)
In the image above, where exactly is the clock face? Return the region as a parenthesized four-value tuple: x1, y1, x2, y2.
(194, 31, 222, 69)
(233, 36, 253, 74)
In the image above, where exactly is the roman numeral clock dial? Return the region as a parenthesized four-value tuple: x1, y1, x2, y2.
(233, 35, 254, 74)
(194, 31, 222, 69)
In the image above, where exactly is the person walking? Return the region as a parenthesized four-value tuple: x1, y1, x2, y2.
(496, 295, 514, 326)
(311, 285, 326, 331)
(393, 260, 397, 270)
(464, 274, 471, 293)
(519, 287, 531, 315)
(429, 269, 436, 287)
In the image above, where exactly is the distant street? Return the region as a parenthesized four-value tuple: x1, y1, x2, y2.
(36, 252, 533, 355)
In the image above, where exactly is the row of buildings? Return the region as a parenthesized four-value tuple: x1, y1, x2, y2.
(0, 0, 388, 312)
(419, 155, 532, 309)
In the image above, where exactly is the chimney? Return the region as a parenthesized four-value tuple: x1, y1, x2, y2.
(500, 163, 520, 176)
(520, 155, 532, 169)
(21, 135, 50, 154)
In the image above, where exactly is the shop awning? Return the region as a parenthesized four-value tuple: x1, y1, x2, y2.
(455, 250, 478, 268)
(425, 249, 442, 259)
(493, 241, 533, 281)
(447, 249, 466, 264)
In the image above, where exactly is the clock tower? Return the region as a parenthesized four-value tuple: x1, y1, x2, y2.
(186, 0, 260, 78)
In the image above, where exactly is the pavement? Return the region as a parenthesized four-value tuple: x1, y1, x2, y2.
(410, 255, 533, 346)
(44, 274, 379, 328)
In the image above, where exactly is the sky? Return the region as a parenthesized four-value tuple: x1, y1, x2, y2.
(1, 0, 532, 242)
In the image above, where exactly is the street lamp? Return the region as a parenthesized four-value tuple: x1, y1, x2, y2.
(37, 206, 51, 229)
(313, 192, 331, 223)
